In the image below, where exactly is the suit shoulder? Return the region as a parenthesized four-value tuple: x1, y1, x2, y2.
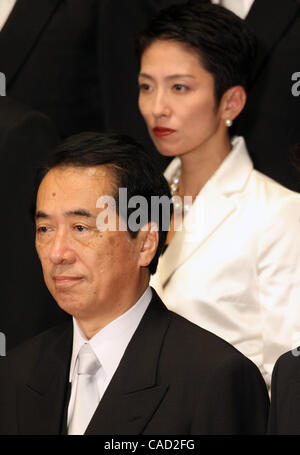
(167, 310, 254, 363)
(5, 322, 71, 363)
(246, 170, 300, 234)
(0, 96, 59, 143)
(250, 169, 300, 202)
(162, 311, 267, 392)
(273, 348, 300, 378)
(0, 96, 40, 125)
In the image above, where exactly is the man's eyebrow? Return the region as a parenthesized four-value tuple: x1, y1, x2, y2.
(35, 209, 95, 219)
(64, 209, 94, 218)
(35, 211, 48, 219)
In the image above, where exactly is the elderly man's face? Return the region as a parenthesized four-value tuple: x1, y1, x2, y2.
(35, 166, 146, 328)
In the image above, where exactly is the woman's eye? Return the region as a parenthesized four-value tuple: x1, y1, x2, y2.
(173, 84, 188, 92)
(139, 83, 152, 92)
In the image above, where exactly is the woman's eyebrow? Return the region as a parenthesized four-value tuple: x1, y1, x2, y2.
(138, 72, 195, 80)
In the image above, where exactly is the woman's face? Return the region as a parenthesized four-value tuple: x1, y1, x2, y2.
(138, 40, 225, 158)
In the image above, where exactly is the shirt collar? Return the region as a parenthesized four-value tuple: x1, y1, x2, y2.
(208, 136, 253, 195)
(211, 0, 255, 19)
(69, 286, 152, 382)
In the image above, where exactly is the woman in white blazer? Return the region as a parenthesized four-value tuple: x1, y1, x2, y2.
(136, 2, 300, 386)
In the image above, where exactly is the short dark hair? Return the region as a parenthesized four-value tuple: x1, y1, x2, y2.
(32, 131, 171, 275)
(135, 1, 257, 103)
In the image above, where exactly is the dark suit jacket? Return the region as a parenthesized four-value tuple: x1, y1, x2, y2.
(0, 96, 69, 350)
(0, 0, 103, 138)
(0, 290, 269, 435)
(235, 0, 300, 191)
(268, 349, 300, 434)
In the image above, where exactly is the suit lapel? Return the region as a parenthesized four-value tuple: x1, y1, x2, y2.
(17, 322, 73, 435)
(246, 0, 300, 81)
(158, 137, 253, 288)
(0, 0, 62, 86)
(85, 292, 171, 435)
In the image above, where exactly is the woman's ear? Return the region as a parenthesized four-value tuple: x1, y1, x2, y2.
(220, 85, 247, 123)
(138, 222, 159, 268)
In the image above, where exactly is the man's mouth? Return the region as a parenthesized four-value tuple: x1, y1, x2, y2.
(53, 276, 83, 288)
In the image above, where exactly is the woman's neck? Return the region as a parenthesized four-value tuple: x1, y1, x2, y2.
(177, 134, 231, 199)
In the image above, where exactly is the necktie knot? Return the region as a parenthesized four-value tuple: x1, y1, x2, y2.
(77, 343, 100, 376)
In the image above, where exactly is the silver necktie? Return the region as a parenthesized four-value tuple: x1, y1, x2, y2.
(68, 343, 101, 435)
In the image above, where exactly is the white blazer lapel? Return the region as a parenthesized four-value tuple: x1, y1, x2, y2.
(157, 137, 253, 288)
(159, 184, 236, 287)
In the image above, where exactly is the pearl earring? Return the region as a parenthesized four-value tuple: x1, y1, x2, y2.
(225, 119, 233, 127)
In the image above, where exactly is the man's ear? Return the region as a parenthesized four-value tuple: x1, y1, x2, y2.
(220, 85, 247, 122)
(139, 222, 159, 268)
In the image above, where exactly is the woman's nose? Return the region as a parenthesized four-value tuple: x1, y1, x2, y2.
(152, 90, 171, 118)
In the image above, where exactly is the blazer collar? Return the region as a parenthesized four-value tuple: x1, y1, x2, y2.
(246, 0, 300, 81)
(17, 321, 73, 435)
(0, 0, 62, 86)
(158, 137, 253, 288)
(85, 291, 171, 435)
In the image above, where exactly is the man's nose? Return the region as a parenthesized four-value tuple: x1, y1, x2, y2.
(49, 230, 76, 265)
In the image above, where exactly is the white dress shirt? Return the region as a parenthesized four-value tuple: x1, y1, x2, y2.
(212, 0, 255, 19)
(0, 0, 16, 31)
(67, 286, 152, 426)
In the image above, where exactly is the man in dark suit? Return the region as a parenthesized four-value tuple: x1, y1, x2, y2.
(235, 0, 300, 191)
(0, 0, 103, 138)
(268, 349, 300, 434)
(0, 131, 269, 435)
(267, 153, 300, 435)
(0, 96, 69, 350)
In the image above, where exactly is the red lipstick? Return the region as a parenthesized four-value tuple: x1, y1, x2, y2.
(153, 127, 175, 138)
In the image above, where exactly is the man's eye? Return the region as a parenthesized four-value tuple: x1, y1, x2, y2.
(75, 225, 87, 232)
(36, 226, 50, 234)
